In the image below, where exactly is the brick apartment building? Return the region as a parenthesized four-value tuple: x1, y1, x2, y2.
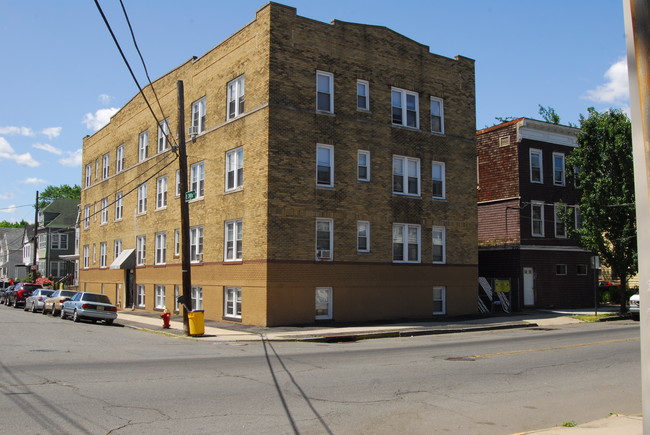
(477, 118, 596, 310)
(80, 2, 478, 326)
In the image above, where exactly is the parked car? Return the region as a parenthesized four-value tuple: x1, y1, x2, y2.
(0, 283, 14, 304)
(43, 290, 77, 316)
(24, 288, 55, 313)
(61, 292, 118, 325)
(630, 293, 640, 321)
(7, 283, 43, 308)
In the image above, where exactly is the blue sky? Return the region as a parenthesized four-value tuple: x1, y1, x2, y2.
(0, 0, 629, 223)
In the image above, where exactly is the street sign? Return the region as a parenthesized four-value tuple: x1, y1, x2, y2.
(185, 191, 196, 201)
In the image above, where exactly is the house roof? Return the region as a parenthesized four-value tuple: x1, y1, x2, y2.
(0, 228, 24, 250)
(41, 199, 79, 228)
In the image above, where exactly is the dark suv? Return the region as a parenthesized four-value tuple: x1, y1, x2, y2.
(7, 283, 43, 308)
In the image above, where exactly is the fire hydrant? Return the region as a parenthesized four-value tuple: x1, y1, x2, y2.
(161, 308, 171, 329)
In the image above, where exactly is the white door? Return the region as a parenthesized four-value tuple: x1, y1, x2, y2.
(315, 287, 332, 320)
(523, 267, 534, 306)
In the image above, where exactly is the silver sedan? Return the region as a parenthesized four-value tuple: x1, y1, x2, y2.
(61, 292, 118, 325)
(24, 289, 55, 313)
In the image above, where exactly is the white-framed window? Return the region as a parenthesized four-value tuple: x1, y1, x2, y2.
(531, 201, 545, 237)
(357, 80, 369, 111)
(433, 286, 446, 315)
(555, 264, 567, 275)
(99, 242, 107, 268)
(553, 152, 565, 186)
(156, 176, 168, 209)
(175, 170, 181, 197)
(83, 245, 89, 269)
(100, 198, 108, 224)
(530, 149, 543, 183)
(191, 286, 203, 311)
(224, 287, 242, 319)
(392, 223, 421, 263)
(316, 71, 334, 113)
(432, 161, 445, 199)
(226, 147, 244, 191)
(155, 232, 166, 265)
(158, 119, 169, 153)
(174, 285, 180, 313)
(190, 226, 203, 263)
(116, 145, 125, 173)
(554, 203, 567, 238)
(102, 153, 110, 179)
(50, 261, 65, 277)
(315, 287, 333, 320)
(391, 87, 419, 128)
(227, 75, 245, 119)
(136, 235, 146, 266)
(137, 183, 147, 214)
(357, 150, 370, 182)
(577, 264, 588, 275)
(174, 229, 180, 256)
(190, 161, 205, 198)
(357, 221, 370, 253)
(191, 97, 206, 133)
(136, 284, 145, 307)
(393, 155, 420, 196)
(138, 130, 149, 162)
(93, 243, 96, 264)
(51, 233, 68, 250)
(115, 192, 123, 221)
(85, 163, 92, 187)
(114, 239, 122, 259)
(574, 205, 582, 229)
(432, 226, 446, 264)
(430, 97, 444, 134)
(155, 285, 166, 310)
(225, 219, 243, 261)
(316, 218, 333, 261)
(84, 205, 90, 229)
(316, 145, 334, 187)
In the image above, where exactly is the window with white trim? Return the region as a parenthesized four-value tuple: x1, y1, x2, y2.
(136, 235, 146, 266)
(316, 218, 333, 261)
(100, 198, 108, 224)
(357, 221, 370, 253)
(155, 232, 166, 265)
(357, 150, 370, 182)
(433, 286, 446, 315)
(138, 130, 149, 162)
(227, 75, 245, 119)
(85, 163, 92, 187)
(315, 287, 332, 320)
(116, 145, 125, 173)
(432, 161, 445, 199)
(115, 192, 123, 221)
(102, 153, 110, 179)
(357, 80, 369, 111)
(84, 205, 90, 229)
(555, 264, 567, 275)
(530, 149, 543, 183)
(114, 239, 122, 259)
(430, 97, 444, 134)
(190, 161, 205, 198)
(432, 226, 446, 264)
(392, 223, 420, 263)
(393, 155, 420, 196)
(156, 176, 168, 209)
(554, 203, 567, 238)
(574, 205, 582, 229)
(316, 71, 334, 113)
(191, 286, 203, 310)
(224, 287, 242, 319)
(225, 219, 242, 261)
(99, 242, 107, 268)
(83, 245, 89, 269)
(175, 170, 180, 197)
(531, 202, 544, 237)
(191, 97, 206, 133)
(136, 284, 145, 307)
(316, 144, 334, 187)
(174, 229, 180, 256)
(174, 285, 180, 313)
(577, 264, 588, 275)
(391, 87, 419, 128)
(190, 226, 203, 263)
(158, 119, 169, 153)
(155, 285, 166, 310)
(553, 152, 565, 186)
(137, 183, 147, 214)
(226, 147, 244, 191)
(51, 233, 68, 250)
(50, 261, 65, 277)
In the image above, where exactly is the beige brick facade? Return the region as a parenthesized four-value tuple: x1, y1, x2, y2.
(80, 2, 478, 326)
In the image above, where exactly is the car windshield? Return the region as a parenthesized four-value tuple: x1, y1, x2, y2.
(41, 290, 54, 296)
(60, 291, 76, 297)
(24, 284, 42, 291)
(82, 293, 111, 304)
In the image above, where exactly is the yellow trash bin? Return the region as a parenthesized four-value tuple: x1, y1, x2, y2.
(188, 310, 205, 336)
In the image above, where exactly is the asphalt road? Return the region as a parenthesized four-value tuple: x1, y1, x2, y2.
(0, 304, 641, 434)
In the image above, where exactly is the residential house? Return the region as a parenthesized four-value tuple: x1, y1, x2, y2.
(80, 2, 478, 326)
(0, 228, 25, 281)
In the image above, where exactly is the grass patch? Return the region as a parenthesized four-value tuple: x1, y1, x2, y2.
(561, 421, 577, 427)
(571, 313, 619, 322)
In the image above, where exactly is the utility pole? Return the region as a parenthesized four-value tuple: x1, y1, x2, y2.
(32, 191, 39, 282)
(177, 80, 192, 334)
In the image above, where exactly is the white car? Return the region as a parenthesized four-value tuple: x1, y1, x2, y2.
(629, 293, 640, 321)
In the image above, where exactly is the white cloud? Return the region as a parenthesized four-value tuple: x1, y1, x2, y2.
(33, 143, 63, 155)
(82, 107, 119, 131)
(59, 149, 82, 167)
(99, 94, 112, 105)
(41, 127, 62, 139)
(0, 193, 13, 200)
(0, 126, 35, 136)
(21, 177, 47, 185)
(584, 58, 629, 105)
(0, 137, 40, 167)
(1, 204, 17, 215)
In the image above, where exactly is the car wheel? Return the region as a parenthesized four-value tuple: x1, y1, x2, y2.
(105, 319, 114, 326)
(51, 307, 58, 316)
(24, 302, 29, 311)
(72, 310, 80, 323)
(30, 302, 36, 313)
(12, 299, 18, 308)
(60, 308, 67, 319)
(42, 305, 49, 315)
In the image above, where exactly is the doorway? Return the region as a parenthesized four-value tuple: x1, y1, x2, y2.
(523, 267, 535, 306)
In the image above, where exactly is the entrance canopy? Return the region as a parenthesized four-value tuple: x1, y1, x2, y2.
(110, 249, 135, 270)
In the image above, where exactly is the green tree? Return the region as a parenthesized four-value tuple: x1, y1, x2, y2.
(538, 105, 561, 124)
(565, 108, 636, 313)
(38, 184, 81, 209)
(0, 220, 27, 228)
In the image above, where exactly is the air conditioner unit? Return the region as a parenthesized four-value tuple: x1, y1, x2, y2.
(196, 253, 203, 262)
(317, 250, 331, 260)
(188, 126, 199, 136)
